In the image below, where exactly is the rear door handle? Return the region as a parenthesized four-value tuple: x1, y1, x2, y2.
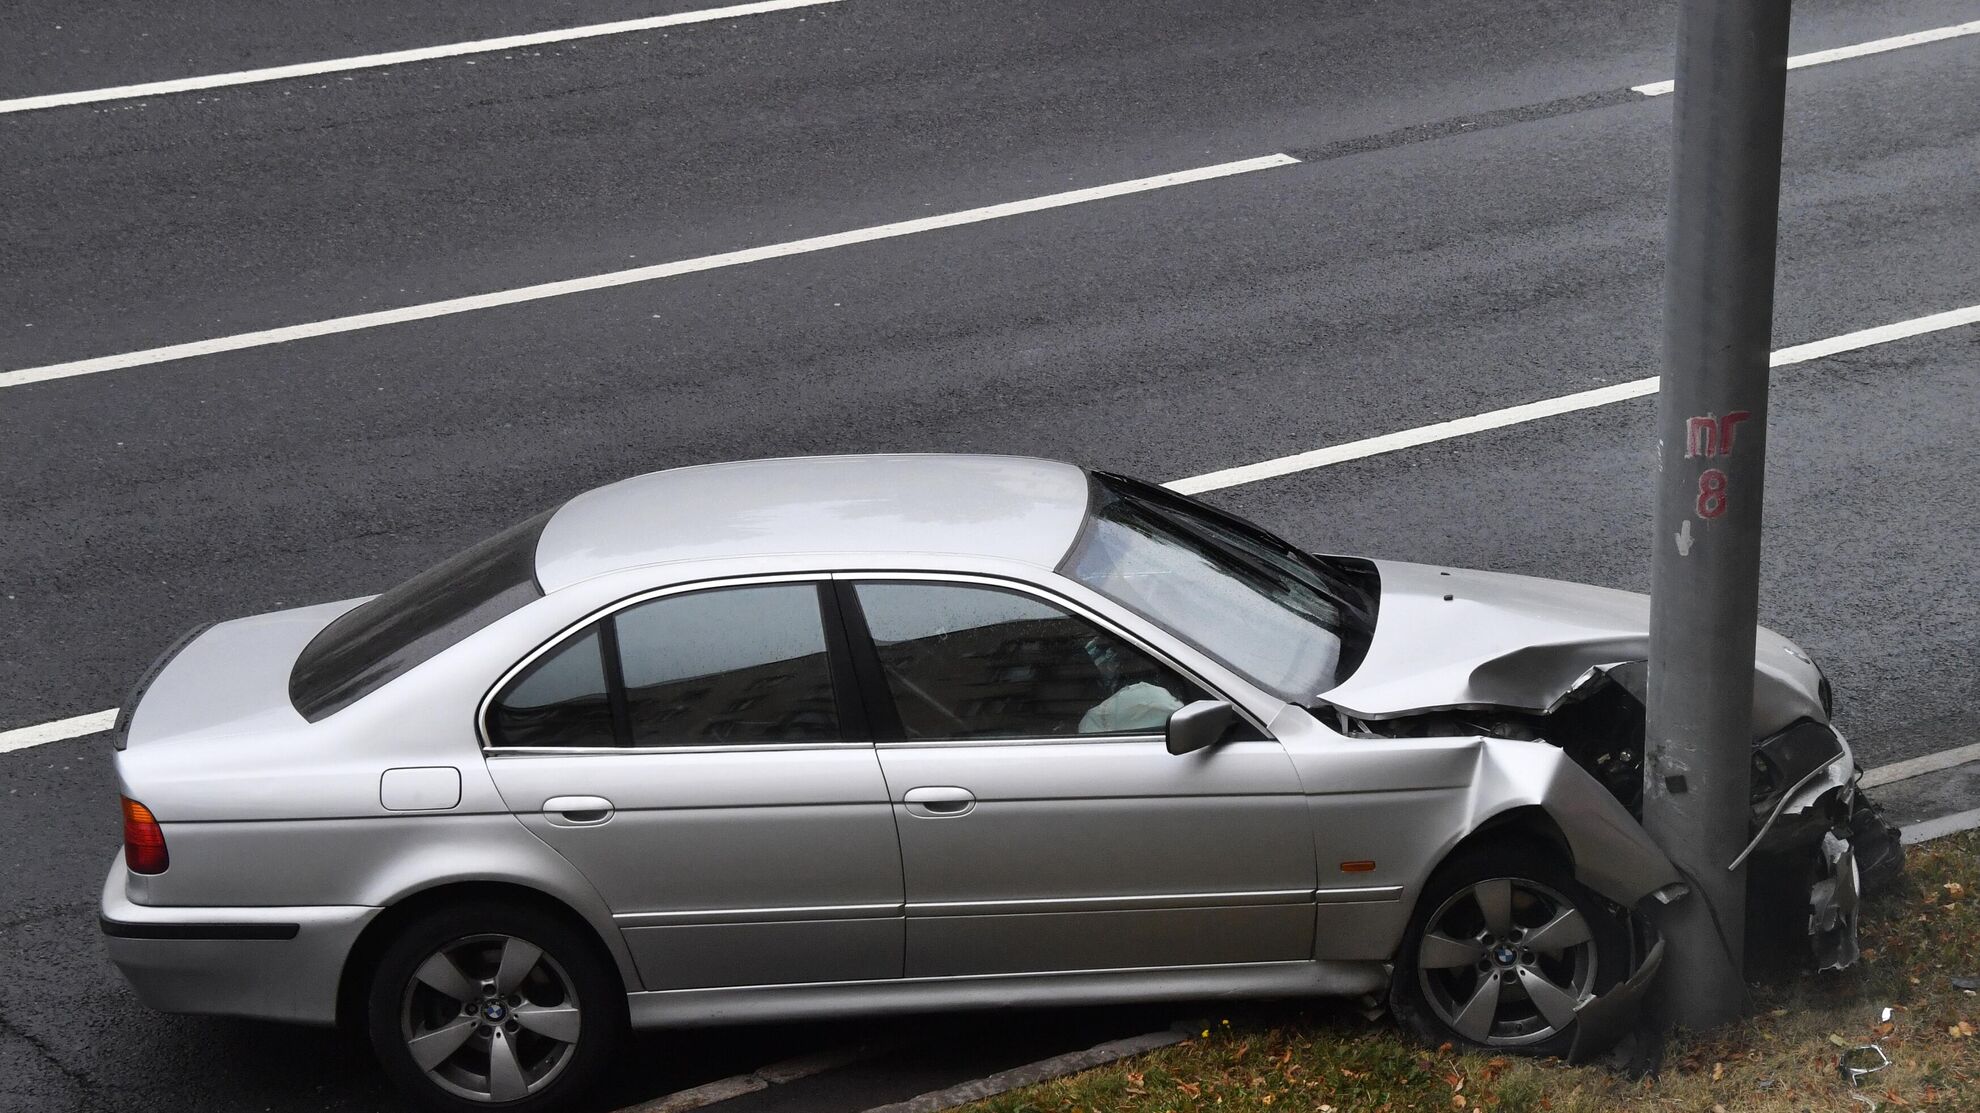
(903, 786, 976, 818)
(542, 795, 614, 826)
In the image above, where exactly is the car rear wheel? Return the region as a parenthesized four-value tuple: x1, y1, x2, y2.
(1390, 843, 1631, 1057)
(366, 901, 625, 1112)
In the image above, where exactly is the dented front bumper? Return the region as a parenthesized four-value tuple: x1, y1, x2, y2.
(1743, 730, 1902, 972)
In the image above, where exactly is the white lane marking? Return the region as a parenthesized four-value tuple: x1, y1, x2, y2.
(1901, 807, 1980, 845)
(1165, 303, 1980, 495)
(0, 0, 846, 115)
(0, 154, 1300, 391)
(0, 709, 118, 754)
(1632, 20, 1980, 96)
(1859, 740, 1980, 789)
(4, 304, 1977, 756)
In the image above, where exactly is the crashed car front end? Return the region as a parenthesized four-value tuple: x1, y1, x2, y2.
(1317, 559, 1905, 974)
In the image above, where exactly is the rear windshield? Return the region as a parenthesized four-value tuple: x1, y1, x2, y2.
(289, 511, 553, 721)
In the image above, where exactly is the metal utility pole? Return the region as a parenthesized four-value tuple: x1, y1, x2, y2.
(1643, 0, 1794, 1029)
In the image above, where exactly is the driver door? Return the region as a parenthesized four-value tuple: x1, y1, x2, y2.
(843, 576, 1317, 978)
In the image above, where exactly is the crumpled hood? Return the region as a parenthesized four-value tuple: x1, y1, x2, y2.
(1318, 559, 1825, 733)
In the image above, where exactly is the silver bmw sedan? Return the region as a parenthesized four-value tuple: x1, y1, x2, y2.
(101, 454, 1894, 1111)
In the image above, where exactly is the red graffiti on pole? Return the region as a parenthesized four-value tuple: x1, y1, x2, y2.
(1685, 410, 1751, 458)
(1696, 469, 1729, 519)
(1683, 410, 1749, 523)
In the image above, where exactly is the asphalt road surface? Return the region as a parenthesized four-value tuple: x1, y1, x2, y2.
(3, 1, 1976, 1110)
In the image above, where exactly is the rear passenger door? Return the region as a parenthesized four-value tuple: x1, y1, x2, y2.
(843, 576, 1317, 978)
(481, 577, 904, 991)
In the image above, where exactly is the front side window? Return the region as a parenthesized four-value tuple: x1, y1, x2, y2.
(853, 581, 1208, 740)
(292, 510, 553, 721)
(487, 583, 842, 749)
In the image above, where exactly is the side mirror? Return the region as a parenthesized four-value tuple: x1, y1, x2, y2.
(1166, 700, 1237, 756)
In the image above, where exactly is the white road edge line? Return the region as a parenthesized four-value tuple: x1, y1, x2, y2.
(1632, 20, 1980, 96)
(0, 0, 847, 115)
(5, 303, 1978, 755)
(1859, 740, 1980, 790)
(0, 154, 1300, 391)
(860, 1027, 1190, 1113)
(1164, 302, 1980, 495)
(1901, 808, 1980, 846)
(614, 1042, 896, 1113)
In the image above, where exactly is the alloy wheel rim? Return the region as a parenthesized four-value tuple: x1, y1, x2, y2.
(1416, 877, 1598, 1047)
(399, 933, 582, 1103)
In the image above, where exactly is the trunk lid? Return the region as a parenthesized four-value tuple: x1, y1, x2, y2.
(120, 599, 363, 751)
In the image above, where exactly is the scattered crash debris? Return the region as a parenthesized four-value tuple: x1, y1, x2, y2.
(1836, 1008, 1897, 1087)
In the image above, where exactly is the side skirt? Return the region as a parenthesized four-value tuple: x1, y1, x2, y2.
(625, 960, 1391, 1029)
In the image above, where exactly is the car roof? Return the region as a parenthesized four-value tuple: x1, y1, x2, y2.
(533, 454, 1094, 592)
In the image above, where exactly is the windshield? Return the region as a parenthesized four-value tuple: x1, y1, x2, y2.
(1062, 473, 1377, 702)
(289, 510, 553, 721)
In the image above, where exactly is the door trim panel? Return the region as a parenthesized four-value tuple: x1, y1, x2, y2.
(614, 903, 902, 927)
(908, 888, 1312, 917)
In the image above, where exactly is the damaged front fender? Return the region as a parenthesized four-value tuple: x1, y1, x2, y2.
(1568, 932, 1665, 1063)
(1468, 739, 1683, 908)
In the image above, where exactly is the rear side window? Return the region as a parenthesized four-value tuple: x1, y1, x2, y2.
(487, 628, 615, 748)
(615, 585, 841, 746)
(486, 583, 844, 749)
(290, 511, 552, 721)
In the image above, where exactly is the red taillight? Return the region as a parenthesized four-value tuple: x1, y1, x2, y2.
(122, 796, 169, 874)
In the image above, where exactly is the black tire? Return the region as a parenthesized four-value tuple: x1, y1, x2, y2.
(366, 900, 626, 1113)
(1390, 842, 1632, 1057)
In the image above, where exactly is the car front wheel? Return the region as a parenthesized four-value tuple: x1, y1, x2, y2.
(366, 901, 625, 1111)
(1389, 843, 1632, 1057)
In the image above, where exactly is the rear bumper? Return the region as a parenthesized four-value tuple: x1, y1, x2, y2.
(99, 854, 379, 1025)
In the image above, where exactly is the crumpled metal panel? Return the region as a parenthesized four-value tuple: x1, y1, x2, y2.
(1810, 830, 1862, 971)
(1318, 560, 1826, 735)
(1567, 934, 1665, 1063)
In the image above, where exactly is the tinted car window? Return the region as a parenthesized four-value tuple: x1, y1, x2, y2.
(488, 627, 616, 748)
(854, 582, 1207, 740)
(614, 584, 840, 746)
(290, 510, 553, 721)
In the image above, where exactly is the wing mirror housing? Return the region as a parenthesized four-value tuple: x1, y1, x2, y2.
(1167, 699, 1237, 756)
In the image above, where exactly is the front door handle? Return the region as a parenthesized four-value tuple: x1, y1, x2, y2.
(903, 786, 976, 818)
(542, 795, 614, 826)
